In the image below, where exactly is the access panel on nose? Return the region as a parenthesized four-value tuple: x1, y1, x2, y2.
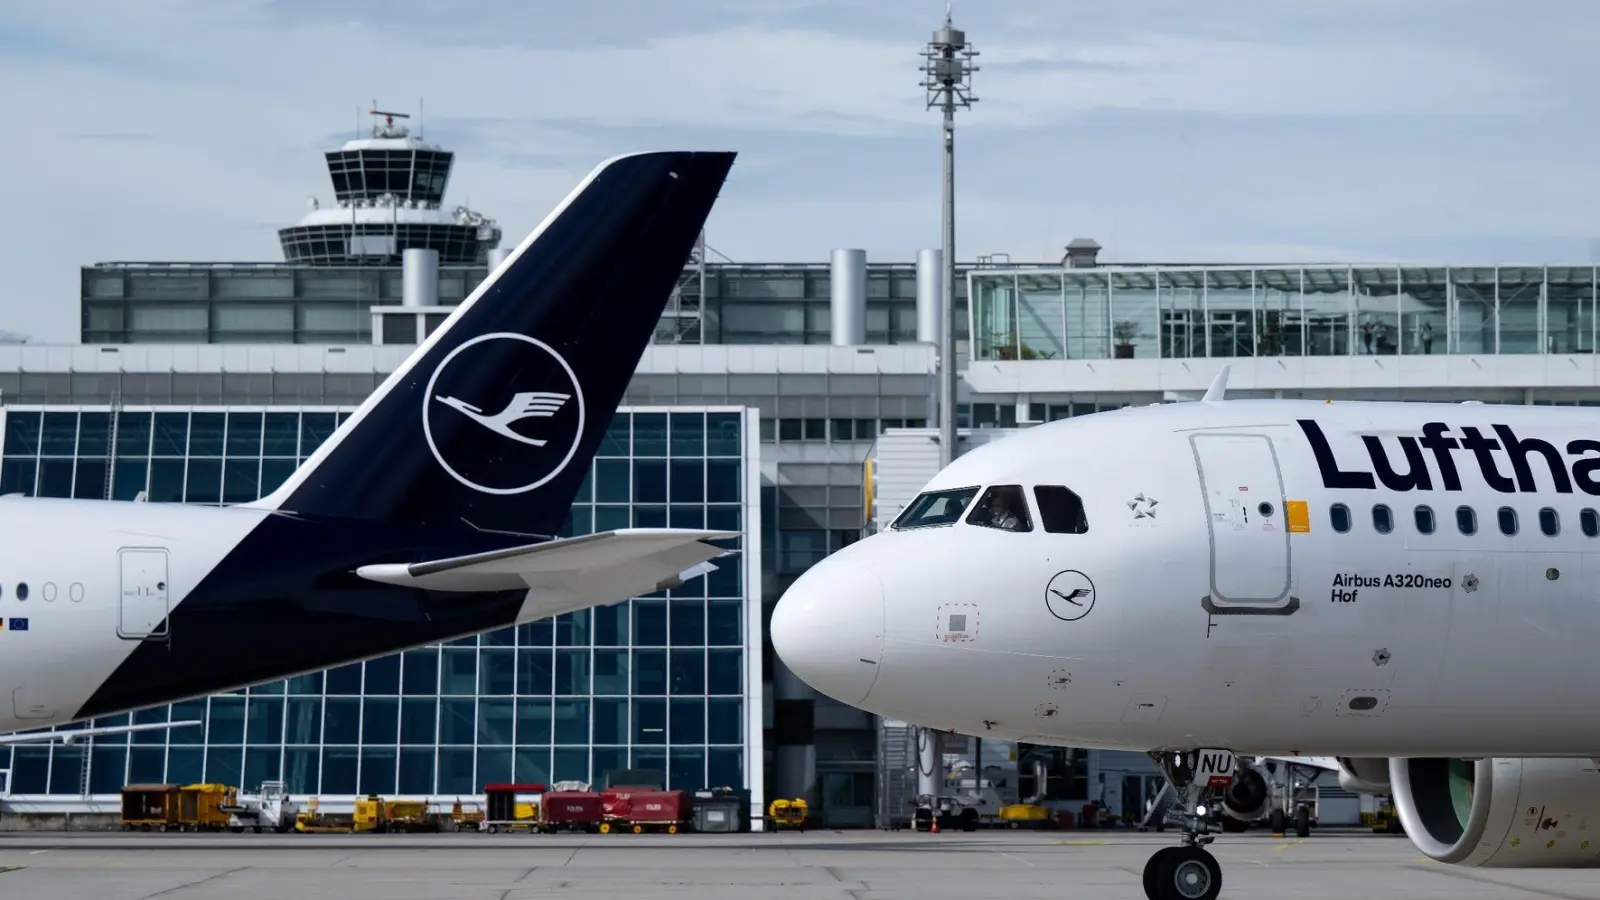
(1190, 433, 1298, 615)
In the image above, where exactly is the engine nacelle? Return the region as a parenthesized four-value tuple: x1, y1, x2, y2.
(1335, 756, 1390, 795)
(1221, 760, 1270, 821)
(1390, 757, 1600, 867)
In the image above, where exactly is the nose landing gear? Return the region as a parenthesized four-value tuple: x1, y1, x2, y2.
(1143, 845, 1222, 900)
(1140, 748, 1234, 900)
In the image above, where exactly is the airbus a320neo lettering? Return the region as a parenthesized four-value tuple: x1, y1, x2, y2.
(772, 367, 1600, 900)
(0, 149, 738, 751)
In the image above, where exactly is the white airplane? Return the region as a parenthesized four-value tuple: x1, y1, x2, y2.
(0, 149, 739, 746)
(772, 367, 1600, 900)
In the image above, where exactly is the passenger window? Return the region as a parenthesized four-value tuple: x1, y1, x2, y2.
(892, 487, 980, 530)
(1032, 485, 1088, 534)
(1498, 507, 1518, 536)
(1414, 505, 1435, 535)
(1329, 504, 1350, 534)
(966, 485, 1033, 533)
(15, 582, 27, 601)
(1456, 506, 1477, 535)
(41, 582, 55, 602)
(1372, 504, 1393, 535)
(1539, 508, 1559, 536)
(1583, 508, 1599, 538)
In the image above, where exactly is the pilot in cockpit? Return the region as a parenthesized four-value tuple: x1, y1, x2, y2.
(971, 486, 1027, 532)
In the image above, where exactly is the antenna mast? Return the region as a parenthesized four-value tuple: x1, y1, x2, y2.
(920, 6, 979, 470)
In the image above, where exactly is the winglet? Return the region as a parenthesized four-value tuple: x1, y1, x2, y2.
(1202, 365, 1230, 402)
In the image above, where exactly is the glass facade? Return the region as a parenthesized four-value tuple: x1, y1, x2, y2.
(81, 262, 976, 346)
(279, 222, 492, 267)
(325, 147, 453, 207)
(969, 266, 1600, 362)
(0, 406, 758, 800)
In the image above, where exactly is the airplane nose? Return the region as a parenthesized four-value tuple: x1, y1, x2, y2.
(770, 554, 886, 707)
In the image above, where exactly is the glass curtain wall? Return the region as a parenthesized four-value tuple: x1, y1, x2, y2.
(0, 407, 752, 799)
(969, 266, 1599, 362)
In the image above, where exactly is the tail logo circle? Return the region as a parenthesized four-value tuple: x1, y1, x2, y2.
(423, 332, 587, 495)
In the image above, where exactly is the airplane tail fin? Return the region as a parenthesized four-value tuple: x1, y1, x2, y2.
(248, 150, 737, 536)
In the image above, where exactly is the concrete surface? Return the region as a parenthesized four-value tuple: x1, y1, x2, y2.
(1, 829, 1599, 899)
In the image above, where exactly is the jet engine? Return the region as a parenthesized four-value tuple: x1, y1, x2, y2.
(1220, 759, 1270, 821)
(1334, 756, 1390, 794)
(1389, 757, 1600, 866)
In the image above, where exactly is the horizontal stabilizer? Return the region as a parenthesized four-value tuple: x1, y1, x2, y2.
(355, 529, 737, 593)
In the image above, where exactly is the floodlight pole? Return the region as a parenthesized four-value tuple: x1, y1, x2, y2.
(921, 9, 978, 469)
(914, 9, 980, 817)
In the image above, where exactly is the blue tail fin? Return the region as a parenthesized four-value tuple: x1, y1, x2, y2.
(251, 150, 736, 536)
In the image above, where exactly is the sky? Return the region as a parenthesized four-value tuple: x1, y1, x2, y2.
(2, 0, 1599, 342)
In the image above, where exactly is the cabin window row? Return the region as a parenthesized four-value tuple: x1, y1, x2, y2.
(1327, 503, 1600, 539)
(893, 484, 1090, 535)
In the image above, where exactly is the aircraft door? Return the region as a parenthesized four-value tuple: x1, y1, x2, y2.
(1191, 433, 1297, 614)
(118, 548, 170, 640)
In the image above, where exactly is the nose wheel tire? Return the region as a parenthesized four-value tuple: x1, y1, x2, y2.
(1143, 845, 1222, 900)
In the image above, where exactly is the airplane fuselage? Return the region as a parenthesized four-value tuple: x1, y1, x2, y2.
(0, 497, 547, 735)
(776, 399, 1600, 758)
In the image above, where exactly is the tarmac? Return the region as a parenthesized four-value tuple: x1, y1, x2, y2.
(2, 828, 1600, 900)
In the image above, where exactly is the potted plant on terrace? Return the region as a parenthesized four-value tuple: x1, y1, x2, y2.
(1113, 320, 1139, 359)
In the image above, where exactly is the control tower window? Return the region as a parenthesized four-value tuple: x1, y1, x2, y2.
(1033, 486, 1088, 534)
(324, 149, 453, 205)
(892, 487, 979, 530)
(966, 485, 1032, 533)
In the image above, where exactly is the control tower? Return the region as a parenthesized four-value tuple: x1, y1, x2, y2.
(279, 108, 503, 266)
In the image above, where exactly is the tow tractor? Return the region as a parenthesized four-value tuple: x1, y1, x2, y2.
(218, 780, 299, 833)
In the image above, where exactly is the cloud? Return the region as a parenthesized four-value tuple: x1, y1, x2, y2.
(0, 0, 1597, 344)
(64, 132, 156, 143)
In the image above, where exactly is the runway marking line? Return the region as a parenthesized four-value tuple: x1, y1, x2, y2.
(1271, 839, 1306, 851)
(1057, 840, 1109, 845)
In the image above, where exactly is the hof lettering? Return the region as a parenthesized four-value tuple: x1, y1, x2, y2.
(1331, 572, 1452, 601)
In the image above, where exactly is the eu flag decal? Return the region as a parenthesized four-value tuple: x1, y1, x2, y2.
(8, 618, 28, 631)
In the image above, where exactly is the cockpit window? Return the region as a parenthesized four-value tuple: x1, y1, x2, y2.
(966, 485, 1032, 532)
(1033, 486, 1089, 534)
(892, 487, 980, 530)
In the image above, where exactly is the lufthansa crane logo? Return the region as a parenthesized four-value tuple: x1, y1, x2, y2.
(422, 332, 587, 495)
(1045, 570, 1096, 622)
(435, 392, 572, 446)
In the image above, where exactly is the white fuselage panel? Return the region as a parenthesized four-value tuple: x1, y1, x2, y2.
(775, 400, 1600, 758)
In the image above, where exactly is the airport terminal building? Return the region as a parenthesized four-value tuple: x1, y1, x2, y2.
(9, 116, 1600, 828)
(0, 393, 760, 805)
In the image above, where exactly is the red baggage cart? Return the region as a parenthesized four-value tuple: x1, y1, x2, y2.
(539, 791, 603, 834)
(623, 789, 692, 834)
